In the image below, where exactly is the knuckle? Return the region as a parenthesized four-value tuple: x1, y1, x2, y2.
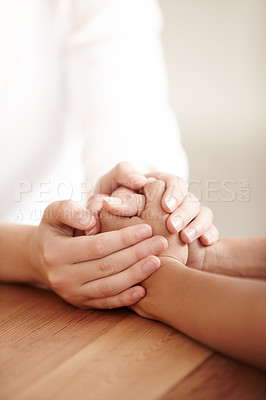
(115, 294, 126, 308)
(57, 199, 73, 219)
(42, 201, 59, 221)
(104, 298, 115, 310)
(99, 280, 114, 297)
(43, 243, 58, 267)
(98, 259, 115, 277)
(133, 244, 145, 260)
(120, 230, 131, 247)
(202, 206, 214, 220)
(47, 270, 65, 292)
(58, 199, 71, 212)
(92, 239, 105, 258)
(116, 161, 129, 175)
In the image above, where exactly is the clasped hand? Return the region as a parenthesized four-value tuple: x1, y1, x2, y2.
(31, 163, 218, 309)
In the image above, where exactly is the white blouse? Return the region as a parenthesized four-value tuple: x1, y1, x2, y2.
(0, 0, 188, 224)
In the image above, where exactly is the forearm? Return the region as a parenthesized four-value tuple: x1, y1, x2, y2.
(203, 237, 266, 279)
(139, 259, 266, 370)
(0, 222, 41, 284)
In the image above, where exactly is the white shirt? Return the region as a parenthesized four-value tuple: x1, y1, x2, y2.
(0, 0, 188, 224)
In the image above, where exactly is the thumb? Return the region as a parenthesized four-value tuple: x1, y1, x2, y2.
(94, 162, 147, 195)
(103, 188, 145, 217)
(42, 200, 97, 231)
(143, 180, 166, 211)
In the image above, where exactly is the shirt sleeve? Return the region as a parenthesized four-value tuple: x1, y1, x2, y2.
(64, 0, 189, 189)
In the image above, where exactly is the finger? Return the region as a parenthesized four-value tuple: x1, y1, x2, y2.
(180, 206, 214, 244)
(81, 255, 162, 299)
(62, 223, 153, 264)
(200, 224, 220, 246)
(141, 180, 169, 233)
(85, 194, 106, 235)
(103, 193, 145, 217)
(85, 193, 133, 235)
(83, 286, 146, 309)
(71, 235, 168, 283)
(94, 161, 147, 195)
(42, 200, 97, 232)
(143, 179, 165, 209)
(167, 193, 201, 233)
(86, 194, 105, 215)
(146, 172, 188, 212)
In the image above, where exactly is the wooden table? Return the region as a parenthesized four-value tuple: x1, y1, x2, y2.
(1, 283, 266, 400)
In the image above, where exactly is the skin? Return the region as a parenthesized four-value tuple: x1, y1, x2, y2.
(100, 180, 266, 370)
(0, 162, 217, 309)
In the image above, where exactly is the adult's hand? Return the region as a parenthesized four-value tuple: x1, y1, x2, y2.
(94, 161, 147, 196)
(31, 199, 168, 309)
(83, 161, 147, 235)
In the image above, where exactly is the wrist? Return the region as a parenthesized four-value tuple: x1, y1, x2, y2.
(27, 226, 47, 285)
(137, 258, 186, 322)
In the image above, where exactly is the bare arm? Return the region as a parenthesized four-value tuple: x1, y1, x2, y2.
(192, 236, 266, 279)
(133, 257, 266, 370)
(101, 180, 266, 370)
(0, 222, 40, 284)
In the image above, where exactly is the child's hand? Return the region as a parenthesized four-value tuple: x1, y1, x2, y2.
(99, 179, 216, 320)
(31, 199, 168, 309)
(102, 171, 219, 246)
(100, 180, 188, 265)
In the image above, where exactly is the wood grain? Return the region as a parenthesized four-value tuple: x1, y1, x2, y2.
(0, 284, 127, 399)
(13, 307, 211, 400)
(161, 353, 266, 400)
(1, 283, 265, 400)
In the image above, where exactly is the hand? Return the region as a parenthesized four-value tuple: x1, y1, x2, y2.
(87, 164, 219, 246)
(100, 179, 218, 318)
(94, 161, 147, 196)
(100, 180, 188, 265)
(146, 172, 218, 246)
(103, 170, 219, 246)
(82, 161, 147, 236)
(30, 199, 168, 309)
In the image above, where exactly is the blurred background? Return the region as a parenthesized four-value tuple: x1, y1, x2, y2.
(159, 0, 266, 237)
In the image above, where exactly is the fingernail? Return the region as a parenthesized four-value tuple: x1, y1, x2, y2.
(203, 232, 212, 242)
(172, 216, 183, 231)
(85, 226, 97, 236)
(103, 196, 122, 205)
(143, 257, 161, 273)
(151, 237, 167, 253)
(131, 290, 145, 301)
(185, 227, 196, 241)
(136, 225, 152, 240)
(166, 196, 177, 211)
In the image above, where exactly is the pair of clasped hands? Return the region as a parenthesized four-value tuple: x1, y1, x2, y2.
(35, 162, 218, 309)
